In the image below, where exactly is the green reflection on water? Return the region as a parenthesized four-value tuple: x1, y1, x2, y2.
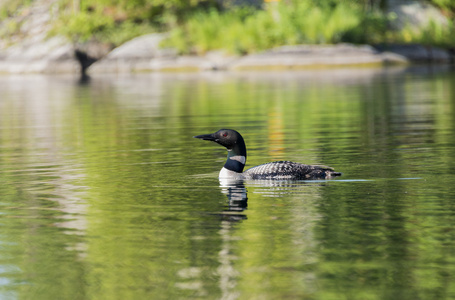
(0, 67, 455, 299)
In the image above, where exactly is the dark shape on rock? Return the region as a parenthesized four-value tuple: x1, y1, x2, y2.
(75, 50, 98, 76)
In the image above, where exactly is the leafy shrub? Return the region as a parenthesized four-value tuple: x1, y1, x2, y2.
(431, 0, 455, 14)
(163, 2, 371, 54)
(54, 0, 215, 45)
(49, 0, 455, 52)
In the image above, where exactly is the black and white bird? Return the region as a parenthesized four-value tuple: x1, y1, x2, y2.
(194, 129, 341, 180)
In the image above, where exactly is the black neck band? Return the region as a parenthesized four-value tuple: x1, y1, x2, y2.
(224, 159, 245, 173)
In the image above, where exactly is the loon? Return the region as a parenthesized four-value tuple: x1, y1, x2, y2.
(194, 129, 341, 180)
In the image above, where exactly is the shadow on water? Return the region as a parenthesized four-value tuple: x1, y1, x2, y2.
(217, 179, 248, 222)
(216, 176, 356, 218)
(216, 177, 344, 221)
(78, 73, 91, 85)
(216, 176, 423, 220)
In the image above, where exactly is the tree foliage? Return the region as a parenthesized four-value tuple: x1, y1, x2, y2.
(55, 0, 217, 44)
(52, 0, 455, 50)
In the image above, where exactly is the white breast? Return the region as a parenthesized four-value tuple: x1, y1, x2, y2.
(219, 167, 245, 179)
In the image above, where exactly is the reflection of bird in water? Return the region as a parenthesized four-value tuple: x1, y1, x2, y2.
(194, 129, 341, 180)
(219, 179, 248, 222)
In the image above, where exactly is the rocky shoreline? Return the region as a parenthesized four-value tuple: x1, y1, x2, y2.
(0, 32, 452, 75)
(0, 0, 453, 75)
(88, 34, 453, 74)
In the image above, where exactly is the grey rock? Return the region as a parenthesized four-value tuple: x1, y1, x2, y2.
(89, 33, 179, 73)
(375, 44, 451, 62)
(90, 42, 414, 73)
(0, 36, 79, 73)
(0, 0, 80, 73)
(388, 1, 449, 31)
(75, 41, 112, 61)
(107, 34, 172, 59)
(230, 44, 408, 69)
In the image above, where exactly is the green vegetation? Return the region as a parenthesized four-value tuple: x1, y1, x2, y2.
(432, 0, 455, 14)
(162, 0, 455, 54)
(0, 0, 32, 41)
(52, 0, 212, 45)
(54, 11, 155, 45)
(1, 0, 454, 53)
(162, 2, 389, 54)
(0, 0, 31, 19)
(392, 18, 455, 48)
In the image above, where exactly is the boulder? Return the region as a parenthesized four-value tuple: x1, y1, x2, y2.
(388, 1, 449, 31)
(230, 44, 408, 70)
(89, 33, 242, 73)
(0, 0, 80, 74)
(0, 36, 80, 74)
(89, 33, 177, 73)
(374, 44, 451, 62)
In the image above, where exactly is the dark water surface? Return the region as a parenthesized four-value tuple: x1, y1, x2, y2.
(1, 67, 455, 299)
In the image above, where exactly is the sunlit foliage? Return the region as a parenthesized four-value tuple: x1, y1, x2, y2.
(53, 0, 216, 44)
(162, 2, 387, 54)
(1, 0, 454, 51)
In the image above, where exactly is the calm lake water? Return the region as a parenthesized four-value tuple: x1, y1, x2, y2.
(1, 66, 455, 299)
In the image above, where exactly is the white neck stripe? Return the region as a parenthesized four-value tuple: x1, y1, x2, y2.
(229, 155, 246, 164)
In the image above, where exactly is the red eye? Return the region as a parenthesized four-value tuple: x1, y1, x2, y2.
(223, 132, 228, 137)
